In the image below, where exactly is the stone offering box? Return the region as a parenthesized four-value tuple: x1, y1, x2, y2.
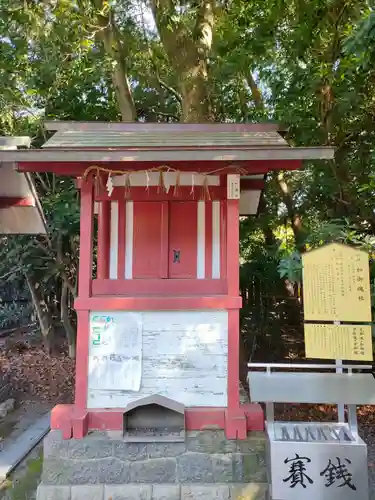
(248, 362, 375, 500)
(5, 122, 333, 499)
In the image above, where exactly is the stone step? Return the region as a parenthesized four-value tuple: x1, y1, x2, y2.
(36, 482, 268, 500)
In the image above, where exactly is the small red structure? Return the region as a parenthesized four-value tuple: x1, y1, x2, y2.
(0, 136, 46, 234)
(2, 122, 333, 439)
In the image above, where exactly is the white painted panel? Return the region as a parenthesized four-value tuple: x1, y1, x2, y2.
(239, 190, 261, 215)
(88, 376, 227, 408)
(0, 163, 31, 197)
(212, 201, 221, 279)
(125, 201, 133, 279)
(87, 310, 228, 409)
(197, 201, 205, 279)
(109, 201, 118, 279)
(0, 207, 46, 234)
(113, 172, 220, 187)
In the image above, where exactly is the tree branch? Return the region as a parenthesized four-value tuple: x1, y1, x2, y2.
(0, 266, 23, 280)
(243, 72, 264, 110)
(156, 71, 182, 104)
(150, 109, 180, 121)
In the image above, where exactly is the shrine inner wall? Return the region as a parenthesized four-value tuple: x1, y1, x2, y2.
(87, 310, 228, 409)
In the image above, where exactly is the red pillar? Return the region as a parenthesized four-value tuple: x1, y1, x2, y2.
(225, 198, 247, 439)
(226, 198, 240, 411)
(73, 178, 94, 437)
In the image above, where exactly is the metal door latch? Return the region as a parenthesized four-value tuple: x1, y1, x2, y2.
(173, 250, 180, 263)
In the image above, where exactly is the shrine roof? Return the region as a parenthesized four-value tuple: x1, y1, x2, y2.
(42, 125, 289, 149)
(0, 121, 335, 165)
(0, 137, 46, 234)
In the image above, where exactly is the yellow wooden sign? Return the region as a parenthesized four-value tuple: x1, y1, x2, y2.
(302, 243, 371, 322)
(304, 323, 373, 361)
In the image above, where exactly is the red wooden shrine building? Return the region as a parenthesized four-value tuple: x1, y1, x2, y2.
(1, 122, 333, 440)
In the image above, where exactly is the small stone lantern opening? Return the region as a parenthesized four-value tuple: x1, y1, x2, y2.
(123, 395, 185, 442)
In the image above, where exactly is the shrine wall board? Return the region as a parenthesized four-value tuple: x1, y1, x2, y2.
(87, 310, 228, 409)
(108, 199, 222, 280)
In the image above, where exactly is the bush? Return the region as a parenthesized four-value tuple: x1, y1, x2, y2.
(0, 301, 34, 330)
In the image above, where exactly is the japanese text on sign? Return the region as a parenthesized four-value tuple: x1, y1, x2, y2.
(304, 323, 373, 361)
(283, 453, 356, 491)
(302, 243, 371, 322)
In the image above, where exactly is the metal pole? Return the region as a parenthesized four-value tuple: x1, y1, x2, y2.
(336, 358, 345, 422)
(247, 362, 373, 370)
(334, 321, 345, 423)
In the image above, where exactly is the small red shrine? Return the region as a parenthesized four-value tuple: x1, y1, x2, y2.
(3, 122, 333, 440)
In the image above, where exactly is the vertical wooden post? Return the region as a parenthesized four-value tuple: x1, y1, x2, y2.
(78, 179, 94, 298)
(226, 199, 240, 411)
(97, 200, 110, 280)
(75, 178, 94, 411)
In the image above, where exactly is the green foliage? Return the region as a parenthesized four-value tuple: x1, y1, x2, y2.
(277, 252, 302, 286)
(0, 302, 33, 330)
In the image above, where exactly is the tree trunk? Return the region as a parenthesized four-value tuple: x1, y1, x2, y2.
(90, 0, 136, 122)
(25, 273, 54, 354)
(258, 194, 278, 247)
(151, 0, 215, 123)
(179, 63, 212, 122)
(276, 172, 306, 251)
(61, 281, 76, 359)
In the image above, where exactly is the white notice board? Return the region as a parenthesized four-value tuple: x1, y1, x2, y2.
(88, 312, 142, 392)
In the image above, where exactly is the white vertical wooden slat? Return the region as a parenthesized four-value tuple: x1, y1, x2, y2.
(197, 201, 205, 279)
(125, 201, 134, 279)
(212, 201, 221, 279)
(109, 201, 118, 279)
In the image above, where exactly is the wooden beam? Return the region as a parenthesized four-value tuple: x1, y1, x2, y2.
(94, 186, 228, 201)
(44, 121, 284, 133)
(18, 160, 303, 175)
(0, 196, 35, 209)
(5, 147, 334, 163)
(240, 179, 265, 190)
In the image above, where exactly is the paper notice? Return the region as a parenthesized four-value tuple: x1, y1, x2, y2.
(88, 312, 142, 392)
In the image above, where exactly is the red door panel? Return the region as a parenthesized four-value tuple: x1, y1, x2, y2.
(133, 201, 166, 279)
(169, 201, 197, 278)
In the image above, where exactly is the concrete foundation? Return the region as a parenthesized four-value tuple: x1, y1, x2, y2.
(36, 430, 268, 500)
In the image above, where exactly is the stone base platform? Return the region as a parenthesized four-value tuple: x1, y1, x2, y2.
(37, 430, 268, 500)
(37, 483, 268, 500)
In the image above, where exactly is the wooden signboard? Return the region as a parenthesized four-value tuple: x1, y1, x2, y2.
(304, 323, 373, 361)
(302, 243, 371, 322)
(302, 243, 373, 361)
